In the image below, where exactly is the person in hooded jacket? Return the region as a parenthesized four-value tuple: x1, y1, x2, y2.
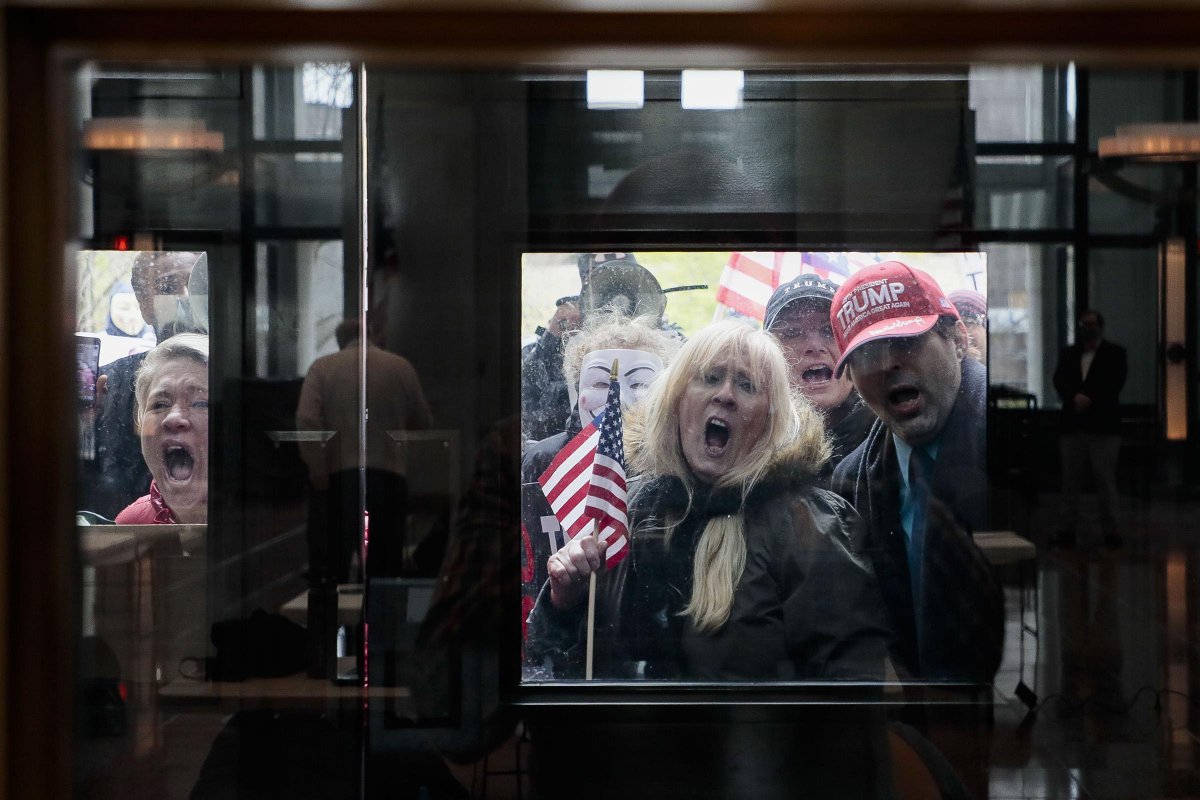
(104, 281, 153, 341)
(526, 319, 892, 681)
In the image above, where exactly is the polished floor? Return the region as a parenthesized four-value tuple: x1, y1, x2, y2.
(983, 493, 1200, 800)
(80, 487, 1200, 799)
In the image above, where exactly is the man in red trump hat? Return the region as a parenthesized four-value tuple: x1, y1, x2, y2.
(830, 261, 1003, 685)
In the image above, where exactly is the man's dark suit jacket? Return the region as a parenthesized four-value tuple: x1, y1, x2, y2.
(832, 357, 1004, 684)
(1053, 339, 1127, 434)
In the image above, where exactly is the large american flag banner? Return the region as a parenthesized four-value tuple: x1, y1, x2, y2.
(715, 252, 851, 321)
(537, 378, 629, 567)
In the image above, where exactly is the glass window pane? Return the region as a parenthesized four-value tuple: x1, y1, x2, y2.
(1089, 69, 1186, 150)
(254, 240, 344, 379)
(73, 62, 369, 800)
(975, 155, 1073, 229)
(528, 68, 972, 223)
(254, 153, 344, 228)
(969, 64, 1072, 142)
(1089, 160, 1180, 234)
(59, 54, 1200, 800)
(979, 242, 1072, 407)
(1090, 247, 1159, 406)
(253, 63, 352, 141)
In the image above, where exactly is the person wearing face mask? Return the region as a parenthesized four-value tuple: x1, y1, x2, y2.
(1052, 309, 1127, 548)
(521, 312, 680, 480)
(87, 251, 201, 519)
(527, 320, 890, 682)
(520, 314, 679, 670)
(764, 275, 876, 481)
(520, 253, 685, 446)
(104, 281, 153, 340)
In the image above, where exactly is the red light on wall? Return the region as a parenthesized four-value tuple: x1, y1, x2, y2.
(113, 235, 130, 251)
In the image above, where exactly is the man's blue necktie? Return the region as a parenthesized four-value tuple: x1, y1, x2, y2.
(908, 447, 935, 612)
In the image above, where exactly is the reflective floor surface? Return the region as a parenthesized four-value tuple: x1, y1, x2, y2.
(79, 488, 1200, 799)
(984, 493, 1200, 799)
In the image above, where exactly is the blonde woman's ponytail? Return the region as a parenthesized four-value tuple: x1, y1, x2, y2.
(681, 513, 747, 633)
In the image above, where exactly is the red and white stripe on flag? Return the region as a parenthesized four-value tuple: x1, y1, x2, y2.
(715, 251, 778, 321)
(537, 416, 629, 567)
(716, 252, 846, 321)
(584, 384, 629, 565)
(586, 452, 627, 542)
(538, 421, 601, 539)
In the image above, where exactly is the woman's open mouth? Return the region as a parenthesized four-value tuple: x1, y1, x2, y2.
(704, 417, 731, 455)
(163, 443, 196, 482)
(801, 365, 833, 385)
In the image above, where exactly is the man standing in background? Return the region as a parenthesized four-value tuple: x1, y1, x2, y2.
(1053, 309, 1127, 548)
(297, 319, 433, 581)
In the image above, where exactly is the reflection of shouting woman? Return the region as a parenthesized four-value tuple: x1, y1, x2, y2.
(115, 334, 209, 524)
(529, 320, 891, 680)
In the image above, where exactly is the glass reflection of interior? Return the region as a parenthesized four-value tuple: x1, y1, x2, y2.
(69, 62, 1200, 799)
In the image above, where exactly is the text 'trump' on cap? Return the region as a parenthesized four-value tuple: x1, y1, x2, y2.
(764, 274, 839, 331)
(831, 261, 960, 376)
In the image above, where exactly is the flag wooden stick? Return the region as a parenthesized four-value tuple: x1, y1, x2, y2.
(585, 570, 598, 680)
(585, 358, 620, 681)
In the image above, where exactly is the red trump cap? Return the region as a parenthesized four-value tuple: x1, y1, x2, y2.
(831, 261, 959, 376)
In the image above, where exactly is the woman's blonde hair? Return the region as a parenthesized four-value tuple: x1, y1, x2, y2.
(560, 312, 681, 389)
(134, 333, 210, 426)
(627, 319, 828, 632)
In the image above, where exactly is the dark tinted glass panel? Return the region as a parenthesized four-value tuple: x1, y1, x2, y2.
(66, 59, 1200, 800)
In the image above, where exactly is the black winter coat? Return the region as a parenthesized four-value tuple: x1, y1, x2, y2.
(818, 392, 877, 485)
(520, 332, 571, 444)
(526, 443, 893, 682)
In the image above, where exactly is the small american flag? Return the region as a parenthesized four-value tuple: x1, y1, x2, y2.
(537, 377, 629, 567)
